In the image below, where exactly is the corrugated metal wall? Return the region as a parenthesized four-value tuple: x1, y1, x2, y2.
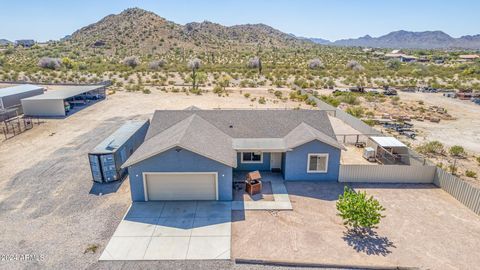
(434, 168, 480, 215)
(306, 91, 480, 215)
(339, 165, 436, 183)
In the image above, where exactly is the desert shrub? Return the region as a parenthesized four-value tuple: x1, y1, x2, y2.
(465, 170, 477, 178)
(122, 56, 140, 68)
(386, 59, 401, 70)
(38, 57, 61, 70)
(258, 97, 266, 104)
(449, 145, 465, 157)
(247, 56, 261, 69)
(346, 60, 364, 72)
(417, 141, 444, 155)
(318, 95, 340, 107)
(362, 119, 376, 126)
(149, 59, 165, 70)
(274, 90, 282, 98)
(213, 85, 223, 95)
(308, 58, 324, 69)
(476, 156, 480, 165)
(244, 93, 251, 98)
(346, 106, 364, 118)
(336, 186, 385, 233)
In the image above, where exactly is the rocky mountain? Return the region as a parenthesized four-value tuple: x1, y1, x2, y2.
(329, 30, 480, 49)
(66, 7, 311, 53)
(0, 39, 12, 46)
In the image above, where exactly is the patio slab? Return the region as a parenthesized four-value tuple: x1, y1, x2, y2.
(232, 172, 292, 211)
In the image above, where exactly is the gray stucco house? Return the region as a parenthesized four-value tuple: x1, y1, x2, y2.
(122, 109, 344, 201)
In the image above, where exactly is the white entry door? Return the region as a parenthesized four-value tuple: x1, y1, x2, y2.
(270, 152, 282, 170)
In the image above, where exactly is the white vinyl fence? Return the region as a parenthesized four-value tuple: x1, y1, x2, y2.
(339, 165, 436, 183)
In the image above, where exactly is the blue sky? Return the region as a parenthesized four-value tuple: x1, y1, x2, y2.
(1, 0, 479, 42)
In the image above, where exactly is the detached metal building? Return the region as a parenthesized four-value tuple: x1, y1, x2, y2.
(0, 84, 44, 110)
(21, 85, 106, 117)
(89, 120, 150, 183)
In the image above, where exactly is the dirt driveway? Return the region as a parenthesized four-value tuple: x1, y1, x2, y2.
(232, 182, 480, 270)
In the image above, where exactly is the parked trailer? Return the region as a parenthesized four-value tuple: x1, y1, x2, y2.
(88, 120, 149, 183)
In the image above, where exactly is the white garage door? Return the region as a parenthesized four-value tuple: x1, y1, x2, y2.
(144, 173, 217, 201)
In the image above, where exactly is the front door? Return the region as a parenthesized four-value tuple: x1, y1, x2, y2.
(270, 152, 282, 171)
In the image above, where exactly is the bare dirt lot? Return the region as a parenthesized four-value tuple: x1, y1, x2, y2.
(232, 182, 480, 270)
(398, 92, 480, 153)
(0, 89, 309, 269)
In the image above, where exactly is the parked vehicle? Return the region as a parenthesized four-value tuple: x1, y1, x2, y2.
(383, 88, 398, 96)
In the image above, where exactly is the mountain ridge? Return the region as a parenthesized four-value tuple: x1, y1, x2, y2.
(309, 30, 480, 49)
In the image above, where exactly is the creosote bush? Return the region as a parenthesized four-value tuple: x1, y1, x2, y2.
(308, 58, 324, 69)
(122, 56, 140, 68)
(449, 145, 465, 157)
(38, 57, 61, 70)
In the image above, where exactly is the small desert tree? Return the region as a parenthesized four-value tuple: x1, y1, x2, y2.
(247, 56, 262, 75)
(217, 74, 231, 91)
(308, 58, 324, 69)
(122, 56, 140, 68)
(346, 60, 364, 72)
(38, 57, 61, 70)
(336, 186, 385, 234)
(188, 58, 201, 90)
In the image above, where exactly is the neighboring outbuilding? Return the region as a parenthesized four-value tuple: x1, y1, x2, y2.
(367, 136, 409, 165)
(0, 84, 44, 111)
(89, 120, 149, 183)
(122, 109, 345, 202)
(21, 85, 106, 117)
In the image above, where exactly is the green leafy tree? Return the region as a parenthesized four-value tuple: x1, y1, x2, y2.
(337, 186, 385, 234)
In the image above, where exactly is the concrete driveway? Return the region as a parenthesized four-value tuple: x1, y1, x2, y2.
(99, 201, 231, 260)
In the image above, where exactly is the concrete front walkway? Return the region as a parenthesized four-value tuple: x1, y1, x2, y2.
(232, 172, 292, 211)
(99, 201, 231, 261)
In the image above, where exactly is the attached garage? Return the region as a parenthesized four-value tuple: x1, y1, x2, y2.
(143, 172, 218, 201)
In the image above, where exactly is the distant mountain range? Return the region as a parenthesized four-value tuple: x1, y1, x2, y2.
(308, 30, 480, 49)
(2, 8, 480, 51)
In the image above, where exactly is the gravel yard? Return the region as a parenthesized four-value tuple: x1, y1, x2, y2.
(0, 89, 310, 269)
(232, 182, 480, 270)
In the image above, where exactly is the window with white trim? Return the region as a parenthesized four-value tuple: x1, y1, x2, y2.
(241, 152, 263, 163)
(307, 153, 328, 173)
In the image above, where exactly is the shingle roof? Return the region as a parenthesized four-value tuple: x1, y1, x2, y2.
(145, 110, 337, 140)
(284, 122, 345, 150)
(124, 109, 342, 168)
(123, 114, 236, 168)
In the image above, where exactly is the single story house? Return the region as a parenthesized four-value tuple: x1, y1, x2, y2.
(122, 109, 345, 201)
